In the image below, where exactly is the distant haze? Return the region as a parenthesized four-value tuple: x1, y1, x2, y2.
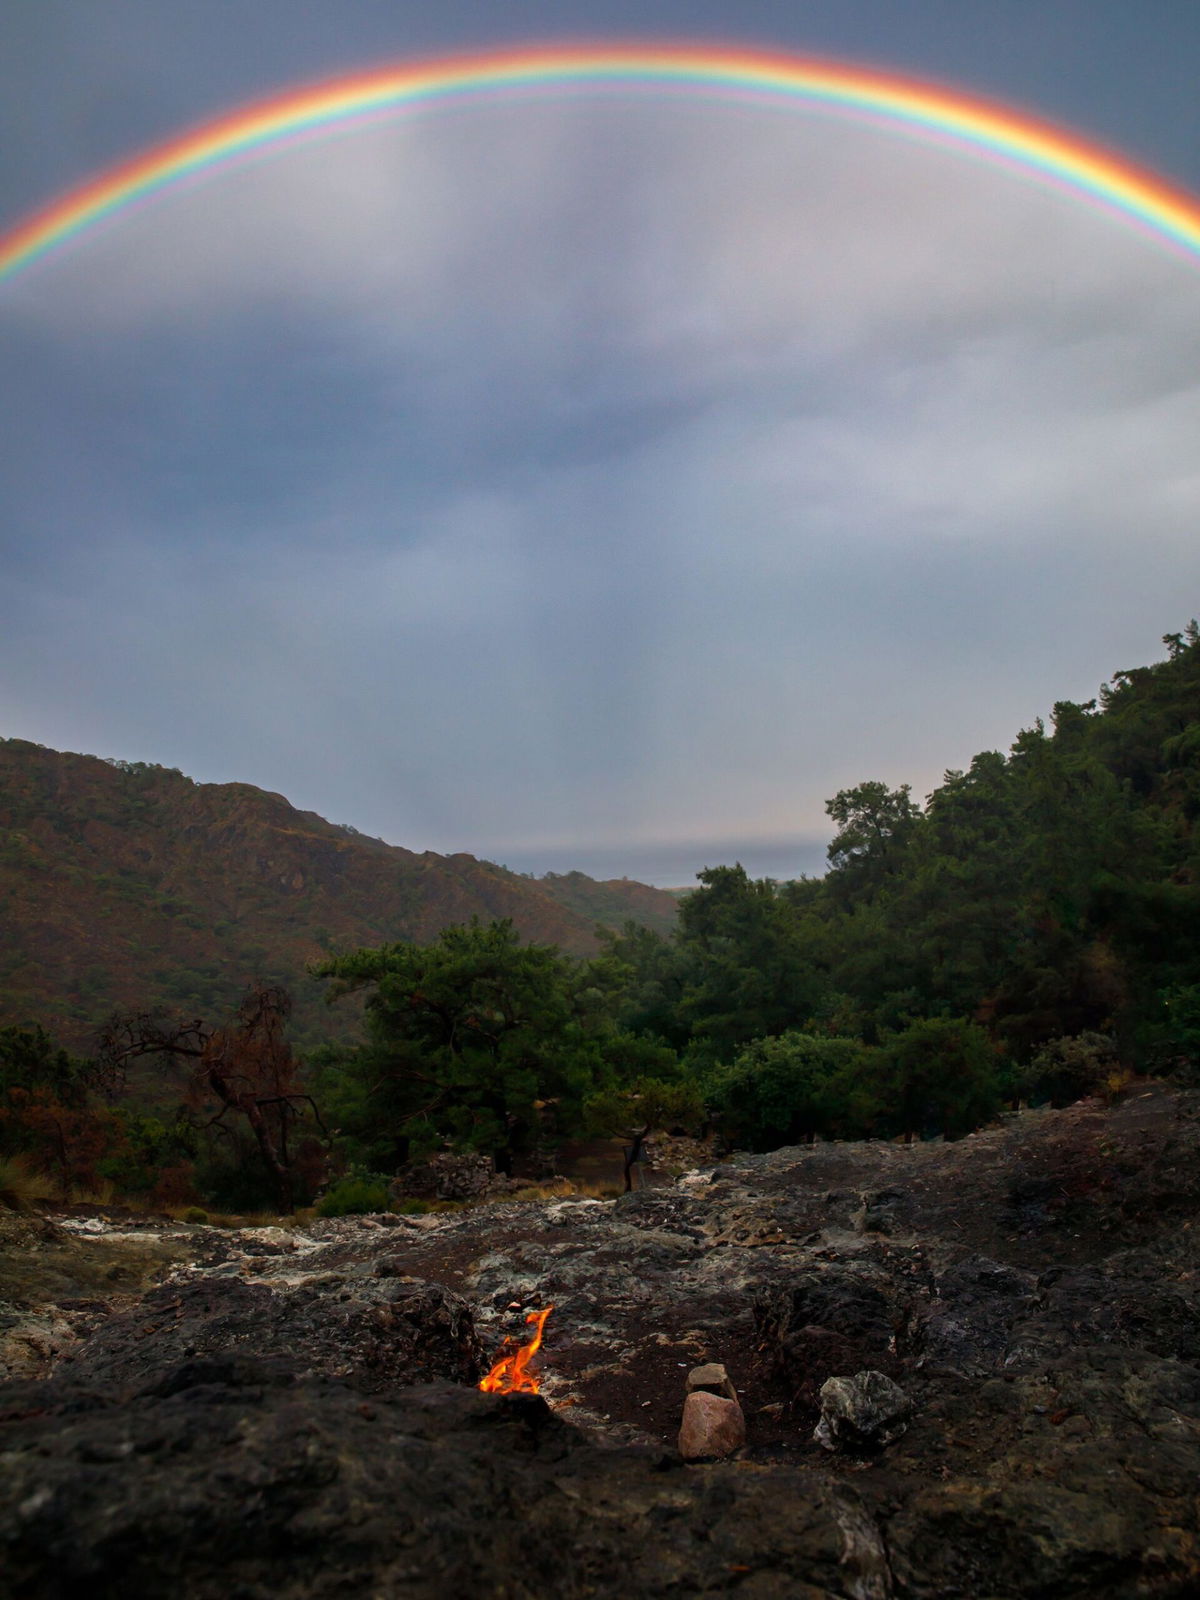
(490, 834, 830, 889)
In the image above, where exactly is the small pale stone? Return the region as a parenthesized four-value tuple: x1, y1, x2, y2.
(686, 1362, 738, 1402)
(678, 1390, 746, 1460)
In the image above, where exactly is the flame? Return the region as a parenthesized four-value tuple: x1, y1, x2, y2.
(479, 1306, 555, 1394)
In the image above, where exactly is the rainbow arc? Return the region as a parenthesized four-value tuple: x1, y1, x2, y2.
(3, 43, 1200, 283)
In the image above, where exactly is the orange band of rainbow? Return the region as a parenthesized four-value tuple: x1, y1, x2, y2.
(3, 43, 1200, 283)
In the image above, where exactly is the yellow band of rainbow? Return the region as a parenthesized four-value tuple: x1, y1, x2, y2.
(3, 43, 1200, 284)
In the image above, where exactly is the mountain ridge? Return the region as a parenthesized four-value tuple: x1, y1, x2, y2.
(0, 738, 681, 1049)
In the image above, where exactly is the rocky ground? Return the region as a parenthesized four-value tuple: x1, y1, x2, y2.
(3, 1083, 1200, 1597)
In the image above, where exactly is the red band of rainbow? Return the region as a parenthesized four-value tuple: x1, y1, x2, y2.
(3, 43, 1200, 283)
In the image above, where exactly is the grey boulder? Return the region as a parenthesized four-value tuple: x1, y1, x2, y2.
(814, 1369, 913, 1451)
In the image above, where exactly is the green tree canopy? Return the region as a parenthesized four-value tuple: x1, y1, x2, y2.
(315, 919, 615, 1170)
(825, 781, 922, 904)
(704, 1031, 873, 1151)
(674, 865, 824, 1063)
(868, 1017, 1003, 1142)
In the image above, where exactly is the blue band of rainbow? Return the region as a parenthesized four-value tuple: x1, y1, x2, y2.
(3, 43, 1199, 283)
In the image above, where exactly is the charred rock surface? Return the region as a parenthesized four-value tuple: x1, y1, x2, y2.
(3, 1084, 1200, 1596)
(0, 1374, 890, 1600)
(63, 1270, 485, 1394)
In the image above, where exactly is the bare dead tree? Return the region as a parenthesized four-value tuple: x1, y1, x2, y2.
(98, 985, 324, 1211)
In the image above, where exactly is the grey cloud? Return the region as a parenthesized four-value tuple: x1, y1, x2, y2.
(3, 97, 1199, 867)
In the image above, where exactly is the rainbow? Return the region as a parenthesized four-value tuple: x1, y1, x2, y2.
(3, 42, 1200, 283)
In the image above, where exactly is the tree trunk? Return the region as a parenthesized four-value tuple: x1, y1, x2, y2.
(622, 1124, 652, 1193)
(209, 1066, 293, 1211)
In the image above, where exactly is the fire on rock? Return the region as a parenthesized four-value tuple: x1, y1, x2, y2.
(478, 1306, 554, 1394)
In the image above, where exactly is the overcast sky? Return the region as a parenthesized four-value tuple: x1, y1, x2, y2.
(2, 2, 1199, 885)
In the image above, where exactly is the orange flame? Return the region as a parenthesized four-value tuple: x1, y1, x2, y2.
(479, 1305, 555, 1394)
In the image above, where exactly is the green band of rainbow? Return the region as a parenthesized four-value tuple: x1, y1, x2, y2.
(3, 42, 1200, 283)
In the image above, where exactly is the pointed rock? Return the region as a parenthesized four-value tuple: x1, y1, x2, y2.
(686, 1362, 739, 1402)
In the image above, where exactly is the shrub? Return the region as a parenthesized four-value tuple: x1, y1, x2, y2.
(192, 1143, 282, 1215)
(1141, 986, 1200, 1077)
(315, 1172, 390, 1217)
(183, 1206, 209, 1225)
(150, 1161, 200, 1209)
(872, 1017, 1004, 1140)
(1, 1089, 120, 1196)
(98, 1111, 196, 1201)
(1023, 1032, 1120, 1106)
(704, 1033, 872, 1151)
(0, 1153, 56, 1213)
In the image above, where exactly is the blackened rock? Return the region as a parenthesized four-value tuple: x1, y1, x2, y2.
(1029, 1259, 1200, 1364)
(757, 1268, 894, 1346)
(393, 1151, 505, 1202)
(755, 1266, 903, 1397)
(905, 1256, 1036, 1377)
(888, 1479, 1148, 1600)
(1007, 1175, 1057, 1234)
(852, 1188, 907, 1235)
(0, 1375, 891, 1600)
(68, 1272, 483, 1395)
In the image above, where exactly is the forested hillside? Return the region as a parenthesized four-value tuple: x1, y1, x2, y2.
(581, 623, 1200, 1146)
(293, 626, 1200, 1191)
(801, 620, 1200, 1064)
(0, 741, 679, 1049)
(3, 628, 1198, 1216)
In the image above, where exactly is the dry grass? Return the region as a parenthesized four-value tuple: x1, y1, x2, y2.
(0, 1155, 57, 1213)
(1103, 1068, 1137, 1103)
(506, 1178, 573, 1203)
(565, 1179, 623, 1200)
(206, 1210, 297, 1229)
(153, 1204, 299, 1229)
(504, 1177, 622, 1204)
(68, 1177, 119, 1208)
